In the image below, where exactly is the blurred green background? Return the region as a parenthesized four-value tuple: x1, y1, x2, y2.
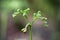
(0, 0, 60, 40)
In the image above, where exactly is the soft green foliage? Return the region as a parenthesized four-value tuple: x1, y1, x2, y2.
(12, 8, 48, 40)
(33, 11, 41, 20)
(23, 8, 30, 19)
(12, 8, 48, 31)
(12, 8, 30, 19)
(40, 17, 48, 27)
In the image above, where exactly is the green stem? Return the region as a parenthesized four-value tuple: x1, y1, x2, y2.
(30, 25, 32, 40)
(29, 19, 35, 40)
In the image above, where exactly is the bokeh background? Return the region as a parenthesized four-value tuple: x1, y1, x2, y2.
(0, 0, 60, 40)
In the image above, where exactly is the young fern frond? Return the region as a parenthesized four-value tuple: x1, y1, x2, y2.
(12, 8, 48, 40)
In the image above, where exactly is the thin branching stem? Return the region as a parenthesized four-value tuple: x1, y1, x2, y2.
(29, 19, 35, 40)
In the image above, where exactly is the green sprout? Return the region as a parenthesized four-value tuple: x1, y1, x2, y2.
(23, 8, 30, 19)
(12, 8, 48, 40)
(33, 11, 41, 20)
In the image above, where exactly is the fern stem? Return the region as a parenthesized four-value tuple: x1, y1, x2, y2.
(29, 19, 35, 40)
(30, 25, 32, 40)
